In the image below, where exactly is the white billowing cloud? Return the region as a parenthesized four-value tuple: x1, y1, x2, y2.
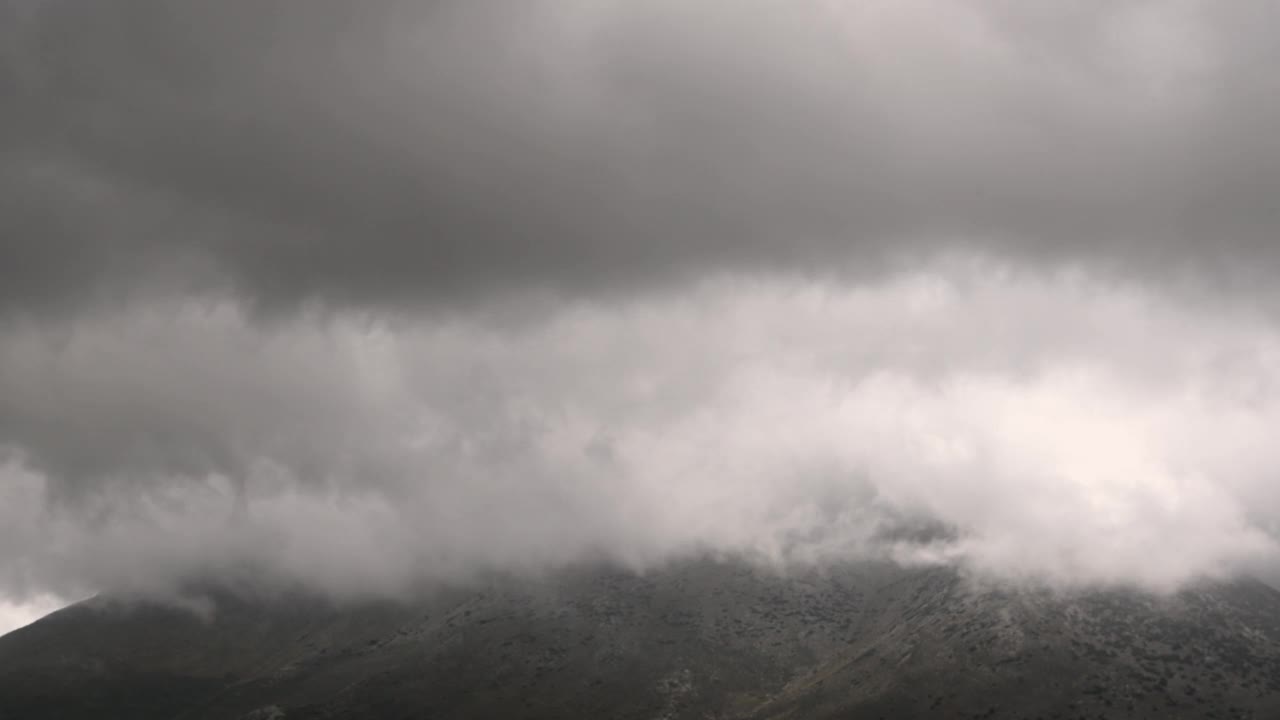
(3, 259, 1280, 600)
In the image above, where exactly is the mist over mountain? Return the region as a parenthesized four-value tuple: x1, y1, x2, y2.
(6, 1, 1280, 716)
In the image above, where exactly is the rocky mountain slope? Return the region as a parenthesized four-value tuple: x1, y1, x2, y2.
(2, 559, 1279, 719)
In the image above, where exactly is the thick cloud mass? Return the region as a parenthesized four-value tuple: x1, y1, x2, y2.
(4, 267, 1280, 602)
(3, 1, 1280, 610)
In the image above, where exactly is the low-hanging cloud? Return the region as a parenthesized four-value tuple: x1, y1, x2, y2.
(3, 264, 1280, 603)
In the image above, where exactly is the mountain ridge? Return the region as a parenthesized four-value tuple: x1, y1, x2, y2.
(3, 560, 1280, 719)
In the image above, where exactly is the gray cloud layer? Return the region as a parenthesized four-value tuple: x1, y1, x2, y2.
(3, 0, 1280, 315)
(3, 1, 1280, 607)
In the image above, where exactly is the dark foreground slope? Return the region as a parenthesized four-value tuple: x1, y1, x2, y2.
(2, 560, 1280, 720)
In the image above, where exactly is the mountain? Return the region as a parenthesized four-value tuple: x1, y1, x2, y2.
(2, 559, 1280, 719)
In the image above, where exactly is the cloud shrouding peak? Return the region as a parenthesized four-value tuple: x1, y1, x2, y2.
(3, 266, 1280, 601)
(3, 1, 1280, 607)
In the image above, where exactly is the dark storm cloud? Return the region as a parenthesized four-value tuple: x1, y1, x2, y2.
(3, 0, 1280, 315)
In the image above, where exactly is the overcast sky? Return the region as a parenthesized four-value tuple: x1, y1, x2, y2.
(4, 0, 1280, 634)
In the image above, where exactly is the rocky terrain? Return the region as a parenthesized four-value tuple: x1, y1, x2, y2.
(2, 559, 1279, 719)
